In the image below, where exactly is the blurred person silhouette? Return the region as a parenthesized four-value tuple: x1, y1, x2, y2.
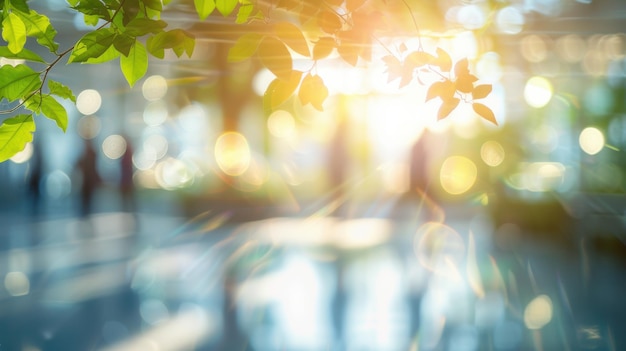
(27, 139, 44, 218)
(408, 128, 441, 221)
(119, 136, 136, 212)
(328, 116, 350, 216)
(76, 139, 101, 218)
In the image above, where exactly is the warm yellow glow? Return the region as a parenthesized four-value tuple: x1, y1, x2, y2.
(4, 271, 30, 296)
(440, 156, 477, 195)
(524, 76, 553, 108)
(524, 295, 553, 330)
(381, 162, 410, 194)
(215, 132, 251, 176)
(480, 141, 505, 167)
(102, 134, 127, 160)
(521, 35, 547, 63)
(10, 142, 33, 164)
(579, 127, 605, 155)
(476, 52, 503, 83)
(556, 34, 586, 63)
(142, 75, 168, 101)
(267, 110, 296, 138)
(76, 89, 102, 115)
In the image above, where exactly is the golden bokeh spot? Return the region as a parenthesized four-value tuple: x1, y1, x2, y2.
(440, 156, 477, 195)
(524, 76, 553, 108)
(267, 110, 296, 138)
(215, 132, 251, 176)
(524, 295, 553, 330)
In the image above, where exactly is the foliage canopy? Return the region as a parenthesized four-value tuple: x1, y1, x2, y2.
(0, 0, 496, 162)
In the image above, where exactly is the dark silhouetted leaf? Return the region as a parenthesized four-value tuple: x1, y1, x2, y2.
(271, 70, 303, 108)
(472, 84, 492, 100)
(258, 36, 292, 80)
(473, 103, 497, 125)
(313, 37, 335, 60)
(382, 55, 403, 84)
(454, 58, 469, 78)
(317, 11, 342, 33)
(426, 80, 455, 102)
(228, 33, 263, 62)
(299, 73, 328, 111)
(275, 22, 310, 57)
(0, 114, 35, 163)
(438, 97, 460, 120)
(405, 50, 436, 69)
(435, 47, 451, 72)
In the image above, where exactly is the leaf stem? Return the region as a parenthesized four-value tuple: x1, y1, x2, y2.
(399, 0, 423, 51)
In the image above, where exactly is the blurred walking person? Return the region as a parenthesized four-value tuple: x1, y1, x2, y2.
(77, 139, 100, 218)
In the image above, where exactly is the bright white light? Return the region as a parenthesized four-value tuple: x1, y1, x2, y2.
(143, 101, 169, 126)
(76, 89, 102, 115)
(142, 75, 168, 101)
(457, 5, 486, 30)
(496, 6, 525, 34)
(10, 142, 33, 164)
(579, 127, 604, 155)
(524, 76, 553, 108)
(143, 134, 169, 160)
(4, 271, 30, 296)
(102, 134, 128, 160)
(215, 132, 251, 176)
(524, 295, 553, 330)
(267, 110, 296, 138)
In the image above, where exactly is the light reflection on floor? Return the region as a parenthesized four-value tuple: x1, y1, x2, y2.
(0, 205, 625, 351)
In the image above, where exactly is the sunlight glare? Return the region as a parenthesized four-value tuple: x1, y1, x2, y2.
(496, 6, 525, 34)
(579, 127, 605, 155)
(102, 134, 127, 160)
(215, 132, 251, 176)
(440, 156, 477, 195)
(524, 76, 553, 108)
(10, 142, 33, 164)
(267, 110, 296, 138)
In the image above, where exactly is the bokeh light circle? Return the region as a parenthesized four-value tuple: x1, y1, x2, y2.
(215, 132, 251, 176)
(102, 134, 128, 160)
(267, 110, 296, 138)
(524, 295, 553, 330)
(414, 222, 465, 276)
(76, 89, 102, 115)
(579, 127, 604, 155)
(480, 141, 505, 167)
(142, 75, 168, 101)
(440, 156, 478, 195)
(524, 76, 553, 108)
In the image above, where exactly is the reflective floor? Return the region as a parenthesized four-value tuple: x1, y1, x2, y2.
(1, 194, 625, 351)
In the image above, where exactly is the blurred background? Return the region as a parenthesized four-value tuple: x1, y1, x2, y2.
(1, 0, 626, 350)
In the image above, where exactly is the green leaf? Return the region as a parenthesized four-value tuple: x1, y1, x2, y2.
(84, 44, 121, 63)
(0, 46, 45, 62)
(120, 41, 148, 87)
(0, 64, 40, 102)
(69, 28, 116, 63)
(48, 80, 76, 103)
(2, 12, 26, 54)
(71, 0, 110, 20)
(228, 33, 263, 62)
(0, 114, 35, 163)
(258, 36, 292, 81)
(194, 0, 216, 20)
(235, 2, 255, 24)
(83, 14, 100, 26)
(39, 95, 68, 131)
(215, 0, 238, 16)
(17, 10, 59, 52)
(274, 22, 310, 57)
(146, 29, 195, 59)
(113, 34, 135, 56)
(8, 0, 30, 14)
(473, 102, 497, 125)
(143, 0, 163, 11)
(123, 18, 167, 36)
